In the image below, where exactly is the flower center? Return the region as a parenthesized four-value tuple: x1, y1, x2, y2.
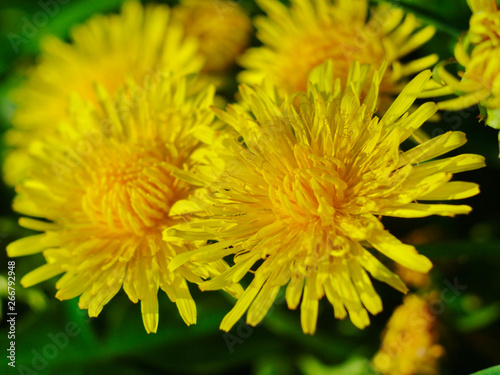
(269, 146, 348, 227)
(83, 143, 186, 235)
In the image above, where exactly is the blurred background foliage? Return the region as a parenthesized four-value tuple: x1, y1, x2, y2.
(0, 0, 500, 374)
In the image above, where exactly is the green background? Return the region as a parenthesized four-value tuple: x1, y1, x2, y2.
(1, 0, 500, 374)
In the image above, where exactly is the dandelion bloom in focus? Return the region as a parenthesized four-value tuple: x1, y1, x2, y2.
(173, 0, 252, 74)
(6, 75, 241, 333)
(238, 0, 438, 104)
(3, 0, 203, 186)
(166, 61, 484, 334)
(372, 294, 444, 375)
(423, 0, 500, 152)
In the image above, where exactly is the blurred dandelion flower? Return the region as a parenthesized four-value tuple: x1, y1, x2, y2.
(173, 0, 252, 74)
(372, 294, 444, 375)
(423, 0, 500, 152)
(3, 0, 203, 186)
(238, 0, 437, 105)
(467, 0, 500, 47)
(166, 61, 484, 334)
(6, 75, 241, 333)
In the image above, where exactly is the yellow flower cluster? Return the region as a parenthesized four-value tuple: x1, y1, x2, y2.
(8, 74, 244, 334)
(3, 0, 251, 186)
(5, 0, 249, 333)
(4, 1, 202, 187)
(424, 0, 500, 151)
(372, 294, 444, 375)
(166, 61, 482, 334)
(239, 0, 438, 110)
(172, 0, 252, 74)
(3, 0, 484, 337)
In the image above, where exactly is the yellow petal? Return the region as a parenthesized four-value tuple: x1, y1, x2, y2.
(300, 273, 319, 335)
(247, 281, 281, 326)
(358, 248, 408, 294)
(173, 279, 197, 326)
(418, 181, 480, 200)
(467, 0, 497, 12)
(21, 263, 64, 287)
(348, 259, 382, 315)
(399, 131, 467, 166)
(220, 277, 266, 332)
(7, 234, 48, 257)
(369, 230, 432, 273)
(141, 293, 159, 334)
(378, 203, 472, 218)
(381, 70, 432, 126)
(286, 275, 304, 310)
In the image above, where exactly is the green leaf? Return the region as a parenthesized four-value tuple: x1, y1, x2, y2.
(34, 0, 127, 44)
(299, 356, 380, 375)
(456, 303, 500, 332)
(255, 356, 295, 375)
(1, 0, 127, 58)
(470, 365, 500, 375)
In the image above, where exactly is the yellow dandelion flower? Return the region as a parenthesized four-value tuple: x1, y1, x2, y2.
(422, 0, 500, 151)
(6, 75, 241, 333)
(165, 61, 484, 334)
(3, 0, 203, 186)
(238, 0, 438, 106)
(172, 0, 252, 74)
(372, 294, 444, 375)
(467, 0, 500, 47)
